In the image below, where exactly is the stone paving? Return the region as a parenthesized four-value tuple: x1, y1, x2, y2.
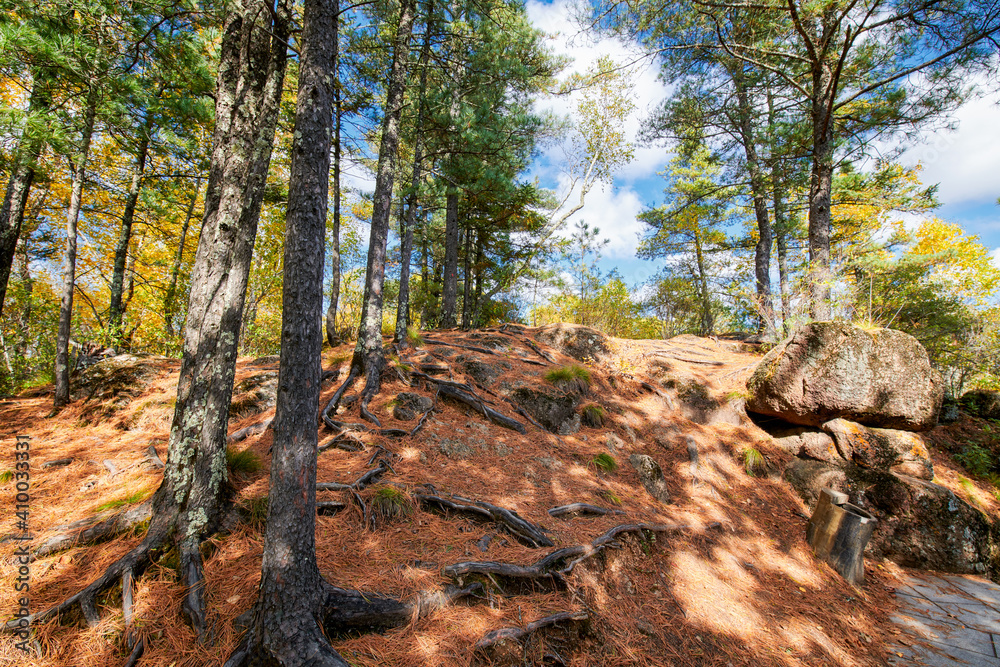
(888, 571, 1000, 666)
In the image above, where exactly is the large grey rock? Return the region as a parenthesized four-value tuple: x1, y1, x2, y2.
(822, 418, 933, 480)
(629, 454, 671, 503)
(960, 390, 1000, 420)
(769, 424, 842, 463)
(784, 459, 995, 576)
(509, 386, 580, 433)
(535, 323, 611, 363)
(393, 392, 434, 421)
(747, 322, 943, 431)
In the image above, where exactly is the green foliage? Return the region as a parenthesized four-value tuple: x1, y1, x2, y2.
(370, 486, 413, 525)
(581, 403, 605, 427)
(227, 447, 263, 474)
(955, 444, 995, 478)
(95, 489, 149, 512)
(741, 446, 766, 477)
(406, 326, 423, 347)
(591, 452, 617, 473)
(240, 495, 269, 531)
(0, 470, 13, 483)
(544, 364, 591, 391)
(599, 489, 622, 505)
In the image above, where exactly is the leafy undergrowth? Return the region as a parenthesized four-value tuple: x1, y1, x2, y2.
(0, 327, 908, 666)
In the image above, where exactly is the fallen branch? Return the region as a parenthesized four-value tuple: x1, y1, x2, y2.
(414, 492, 553, 548)
(547, 503, 624, 518)
(41, 458, 73, 469)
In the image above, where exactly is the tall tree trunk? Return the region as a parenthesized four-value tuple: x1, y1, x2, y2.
(731, 66, 774, 338)
(440, 187, 459, 327)
(164, 178, 202, 338)
(0, 76, 49, 319)
(325, 0, 342, 346)
(351, 0, 415, 408)
(808, 44, 836, 321)
(472, 229, 483, 326)
(150, 0, 290, 638)
(393, 7, 433, 347)
(236, 0, 340, 658)
(693, 230, 714, 336)
(108, 118, 153, 349)
(460, 225, 472, 328)
(773, 170, 791, 336)
(419, 213, 431, 325)
(54, 88, 98, 408)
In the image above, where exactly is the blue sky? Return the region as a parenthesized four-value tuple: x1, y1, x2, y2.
(524, 0, 1000, 287)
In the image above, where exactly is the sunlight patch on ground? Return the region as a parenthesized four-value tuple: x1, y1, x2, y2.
(670, 549, 766, 640)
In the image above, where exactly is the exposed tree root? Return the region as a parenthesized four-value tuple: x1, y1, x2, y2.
(547, 503, 624, 518)
(6, 529, 166, 630)
(414, 491, 553, 548)
(225, 581, 482, 667)
(227, 419, 272, 444)
(317, 500, 347, 516)
(123, 639, 144, 667)
(317, 458, 391, 493)
(33, 500, 153, 558)
(474, 610, 589, 661)
(318, 432, 364, 453)
(422, 337, 498, 356)
(523, 338, 554, 364)
(411, 371, 526, 433)
(650, 350, 724, 366)
(41, 457, 74, 469)
(443, 523, 683, 591)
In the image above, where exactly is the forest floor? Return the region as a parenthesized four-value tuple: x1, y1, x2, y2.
(0, 324, 997, 666)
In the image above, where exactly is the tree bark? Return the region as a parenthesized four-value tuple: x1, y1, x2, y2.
(238, 0, 340, 657)
(108, 118, 153, 350)
(151, 0, 290, 638)
(731, 67, 774, 338)
(461, 225, 472, 328)
(693, 230, 714, 336)
(393, 7, 433, 347)
(440, 187, 459, 327)
(807, 14, 837, 322)
(54, 88, 98, 408)
(0, 76, 50, 319)
(351, 0, 415, 404)
(164, 178, 202, 339)
(325, 0, 342, 347)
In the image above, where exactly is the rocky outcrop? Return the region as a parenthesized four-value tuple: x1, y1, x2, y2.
(535, 323, 611, 363)
(784, 459, 996, 576)
(821, 418, 933, 480)
(509, 387, 580, 434)
(960, 389, 1000, 420)
(629, 454, 671, 503)
(393, 392, 434, 421)
(747, 322, 943, 431)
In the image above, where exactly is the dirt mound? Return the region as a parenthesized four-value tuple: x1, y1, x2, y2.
(0, 325, 920, 667)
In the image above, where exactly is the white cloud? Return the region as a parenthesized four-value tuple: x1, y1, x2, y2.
(899, 89, 1000, 205)
(991, 247, 1000, 270)
(525, 0, 669, 260)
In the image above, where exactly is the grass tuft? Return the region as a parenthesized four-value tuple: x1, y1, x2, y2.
(371, 486, 413, 525)
(591, 452, 617, 473)
(407, 326, 423, 347)
(581, 404, 605, 428)
(0, 470, 12, 483)
(240, 495, 269, 530)
(599, 489, 622, 506)
(741, 446, 766, 476)
(545, 364, 591, 392)
(227, 447, 263, 474)
(95, 490, 149, 513)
